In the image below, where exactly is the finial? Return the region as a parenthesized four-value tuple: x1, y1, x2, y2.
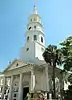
(33, 0, 37, 14)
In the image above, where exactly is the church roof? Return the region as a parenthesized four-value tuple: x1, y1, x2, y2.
(2, 58, 61, 74)
(2, 58, 45, 72)
(3, 59, 34, 73)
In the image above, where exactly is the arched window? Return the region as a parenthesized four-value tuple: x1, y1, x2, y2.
(0, 87, 3, 92)
(34, 18, 36, 21)
(28, 27, 31, 30)
(26, 48, 29, 51)
(41, 37, 43, 43)
(14, 94, 16, 97)
(31, 19, 32, 21)
(34, 26, 36, 29)
(34, 35, 37, 41)
(27, 36, 29, 41)
(0, 79, 3, 85)
(16, 63, 18, 66)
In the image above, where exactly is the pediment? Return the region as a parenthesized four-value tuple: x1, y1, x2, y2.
(3, 59, 29, 72)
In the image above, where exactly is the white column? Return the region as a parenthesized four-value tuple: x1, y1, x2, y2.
(18, 73, 23, 100)
(8, 75, 13, 100)
(1, 77, 6, 99)
(45, 66, 49, 92)
(30, 69, 35, 93)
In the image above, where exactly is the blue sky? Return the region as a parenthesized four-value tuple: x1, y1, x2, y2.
(0, 0, 72, 71)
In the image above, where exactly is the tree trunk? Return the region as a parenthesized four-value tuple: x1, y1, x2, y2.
(52, 61, 56, 99)
(60, 72, 64, 99)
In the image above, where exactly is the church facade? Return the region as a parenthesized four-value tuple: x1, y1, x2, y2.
(0, 5, 62, 100)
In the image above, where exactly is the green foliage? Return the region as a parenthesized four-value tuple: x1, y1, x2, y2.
(43, 45, 63, 99)
(60, 36, 72, 72)
(42, 36, 72, 98)
(43, 45, 62, 66)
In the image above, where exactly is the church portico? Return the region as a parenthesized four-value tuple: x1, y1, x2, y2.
(0, 62, 36, 100)
(0, 61, 62, 100)
(1, 59, 54, 100)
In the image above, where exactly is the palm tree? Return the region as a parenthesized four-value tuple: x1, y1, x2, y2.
(43, 45, 62, 99)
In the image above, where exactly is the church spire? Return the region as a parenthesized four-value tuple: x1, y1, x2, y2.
(20, 1, 45, 62)
(33, 0, 37, 14)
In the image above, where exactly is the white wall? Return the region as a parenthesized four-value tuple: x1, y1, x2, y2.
(20, 41, 35, 62)
(20, 41, 45, 62)
(35, 70, 48, 91)
(35, 42, 45, 60)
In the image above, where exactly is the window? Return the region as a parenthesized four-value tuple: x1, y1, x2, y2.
(15, 83, 17, 86)
(41, 37, 43, 43)
(34, 18, 36, 21)
(8, 89, 9, 93)
(0, 79, 3, 85)
(34, 26, 36, 29)
(16, 63, 18, 66)
(31, 19, 32, 21)
(14, 94, 16, 97)
(34, 35, 37, 41)
(26, 48, 29, 51)
(27, 36, 29, 41)
(4, 90, 6, 94)
(0, 87, 3, 92)
(28, 27, 31, 30)
(5, 95, 8, 99)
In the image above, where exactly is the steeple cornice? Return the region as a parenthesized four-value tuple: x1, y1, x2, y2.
(26, 30, 45, 36)
(27, 21, 43, 28)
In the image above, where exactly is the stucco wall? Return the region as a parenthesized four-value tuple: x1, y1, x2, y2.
(35, 69, 47, 91)
(20, 42, 35, 62)
(35, 42, 45, 60)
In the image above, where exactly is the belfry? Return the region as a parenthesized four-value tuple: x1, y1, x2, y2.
(0, 3, 62, 100)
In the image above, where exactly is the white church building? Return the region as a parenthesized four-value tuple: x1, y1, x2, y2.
(0, 5, 63, 100)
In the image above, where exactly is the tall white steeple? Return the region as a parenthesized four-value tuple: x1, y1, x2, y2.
(20, 4, 45, 63)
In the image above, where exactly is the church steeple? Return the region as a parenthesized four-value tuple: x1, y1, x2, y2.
(20, 4, 45, 63)
(33, 4, 37, 14)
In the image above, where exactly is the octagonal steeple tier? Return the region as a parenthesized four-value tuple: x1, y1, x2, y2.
(20, 5, 45, 63)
